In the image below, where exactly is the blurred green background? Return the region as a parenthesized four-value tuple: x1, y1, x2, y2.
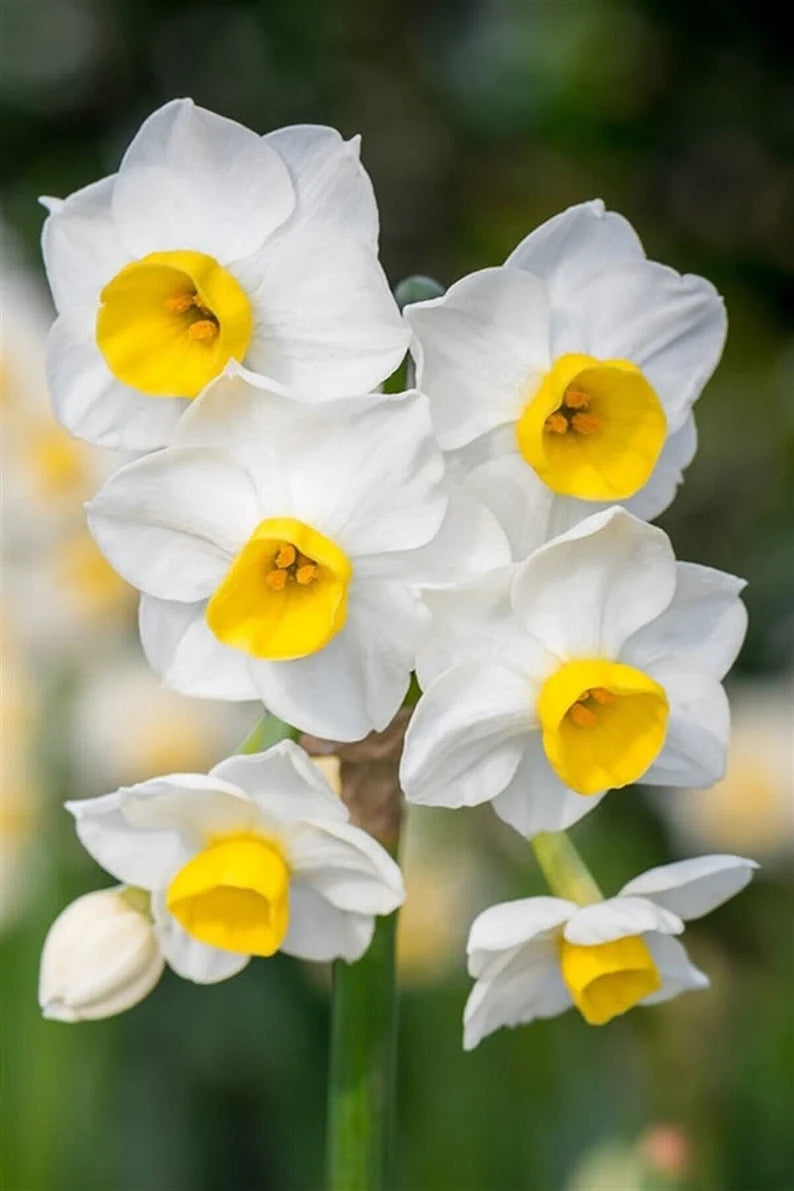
(1, 1, 792, 1188)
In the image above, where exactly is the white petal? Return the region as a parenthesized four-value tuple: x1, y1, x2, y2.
(116, 774, 258, 843)
(490, 732, 606, 837)
(46, 307, 188, 449)
(620, 415, 698, 522)
(249, 578, 421, 741)
(415, 566, 556, 688)
(643, 663, 730, 787)
(505, 200, 645, 301)
(211, 739, 348, 825)
(555, 261, 726, 432)
(236, 229, 408, 396)
(113, 98, 294, 262)
(387, 482, 510, 588)
(640, 933, 709, 1004)
(467, 896, 575, 975)
(400, 663, 534, 808)
(622, 561, 747, 680)
(282, 882, 375, 962)
(286, 820, 404, 915)
(151, 891, 250, 983)
(263, 125, 378, 244)
(619, 855, 759, 920)
(139, 595, 260, 703)
(511, 507, 677, 659)
(87, 447, 259, 601)
(463, 943, 570, 1050)
(563, 896, 684, 945)
(465, 451, 557, 560)
(66, 786, 187, 888)
(176, 380, 445, 558)
(41, 175, 129, 313)
(405, 267, 551, 449)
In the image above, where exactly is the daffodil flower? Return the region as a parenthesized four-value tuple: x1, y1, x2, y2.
(405, 201, 726, 555)
(400, 507, 746, 836)
(463, 854, 757, 1048)
(65, 741, 405, 984)
(86, 369, 508, 741)
(41, 99, 408, 449)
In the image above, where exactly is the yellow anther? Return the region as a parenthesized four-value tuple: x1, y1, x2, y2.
(569, 702, 598, 728)
(264, 569, 288, 592)
(275, 544, 297, 569)
(545, 411, 569, 435)
(165, 292, 197, 314)
(296, 563, 319, 586)
(188, 318, 220, 341)
(563, 387, 590, 410)
(590, 687, 616, 705)
(571, 412, 601, 436)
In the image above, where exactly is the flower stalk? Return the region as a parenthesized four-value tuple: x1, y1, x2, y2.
(531, 830, 603, 905)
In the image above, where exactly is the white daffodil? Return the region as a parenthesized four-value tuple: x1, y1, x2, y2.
(39, 887, 165, 1021)
(464, 854, 758, 1049)
(406, 200, 726, 556)
(65, 740, 405, 984)
(401, 507, 746, 837)
(41, 98, 409, 449)
(86, 369, 508, 741)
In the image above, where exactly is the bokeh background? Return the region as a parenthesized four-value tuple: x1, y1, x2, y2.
(1, 1, 792, 1188)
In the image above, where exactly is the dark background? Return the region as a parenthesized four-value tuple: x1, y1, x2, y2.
(1, 1, 792, 1188)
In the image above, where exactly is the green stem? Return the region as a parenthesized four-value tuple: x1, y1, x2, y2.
(326, 887, 399, 1191)
(531, 831, 603, 905)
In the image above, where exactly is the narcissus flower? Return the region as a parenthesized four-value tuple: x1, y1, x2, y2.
(41, 98, 408, 449)
(464, 854, 757, 1048)
(87, 370, 507, 741)
(401, 508, 746, 836)
(39, 887, 164, 1021)
(65, 741, 405, 984)
(406, 201, 725, 555)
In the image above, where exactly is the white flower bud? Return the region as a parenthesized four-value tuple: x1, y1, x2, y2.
(39, 887, 164, 1022)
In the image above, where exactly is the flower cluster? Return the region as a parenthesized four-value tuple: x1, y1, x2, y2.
(38, 99, 755, 1042)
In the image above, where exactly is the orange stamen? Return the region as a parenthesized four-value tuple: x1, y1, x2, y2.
(165, 292, 196, 314)
(563, 387, 590, 410)
(590, 687, 616, 705)
(188, 319, 219, 341)
(275, 544, 297, 569)
(545, 411, 569, 435)
(571, 412, 600, 436)
(265, 569, 287, 592)
(569, 702, 598, 728)
(296, 564, 318, 585)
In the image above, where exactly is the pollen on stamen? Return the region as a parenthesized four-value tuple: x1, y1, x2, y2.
(165, 292, 196, 314)
(265, 569, 288, 592)
(275, 544, 297, 569)
(188, 319, 220, 341)
(563, 387, 590, 410)
(545, 411, 569, 435)
(571, 412, 601, 436)
(569, 702, 598, 728)
(296, 564, 318, 585)
(590, 687, 616, 705)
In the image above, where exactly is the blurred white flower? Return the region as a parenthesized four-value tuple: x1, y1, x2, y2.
(41, 98, 409, 449)
(662, 676, 794, 862)
(39, 886, 164, 1021)
(464, 854, 757, 1049)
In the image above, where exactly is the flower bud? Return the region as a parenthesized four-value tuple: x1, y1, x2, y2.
(39, 887, 164, 1022)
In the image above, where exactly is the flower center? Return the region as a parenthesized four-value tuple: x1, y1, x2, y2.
(515, 352, 667, 500)
(206, 516, 352, 661)
(96, 249, 253, 398)
(166, 834, 290, 957)
(559, 934, 661, 1025)
(537, 659, 669, 796)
